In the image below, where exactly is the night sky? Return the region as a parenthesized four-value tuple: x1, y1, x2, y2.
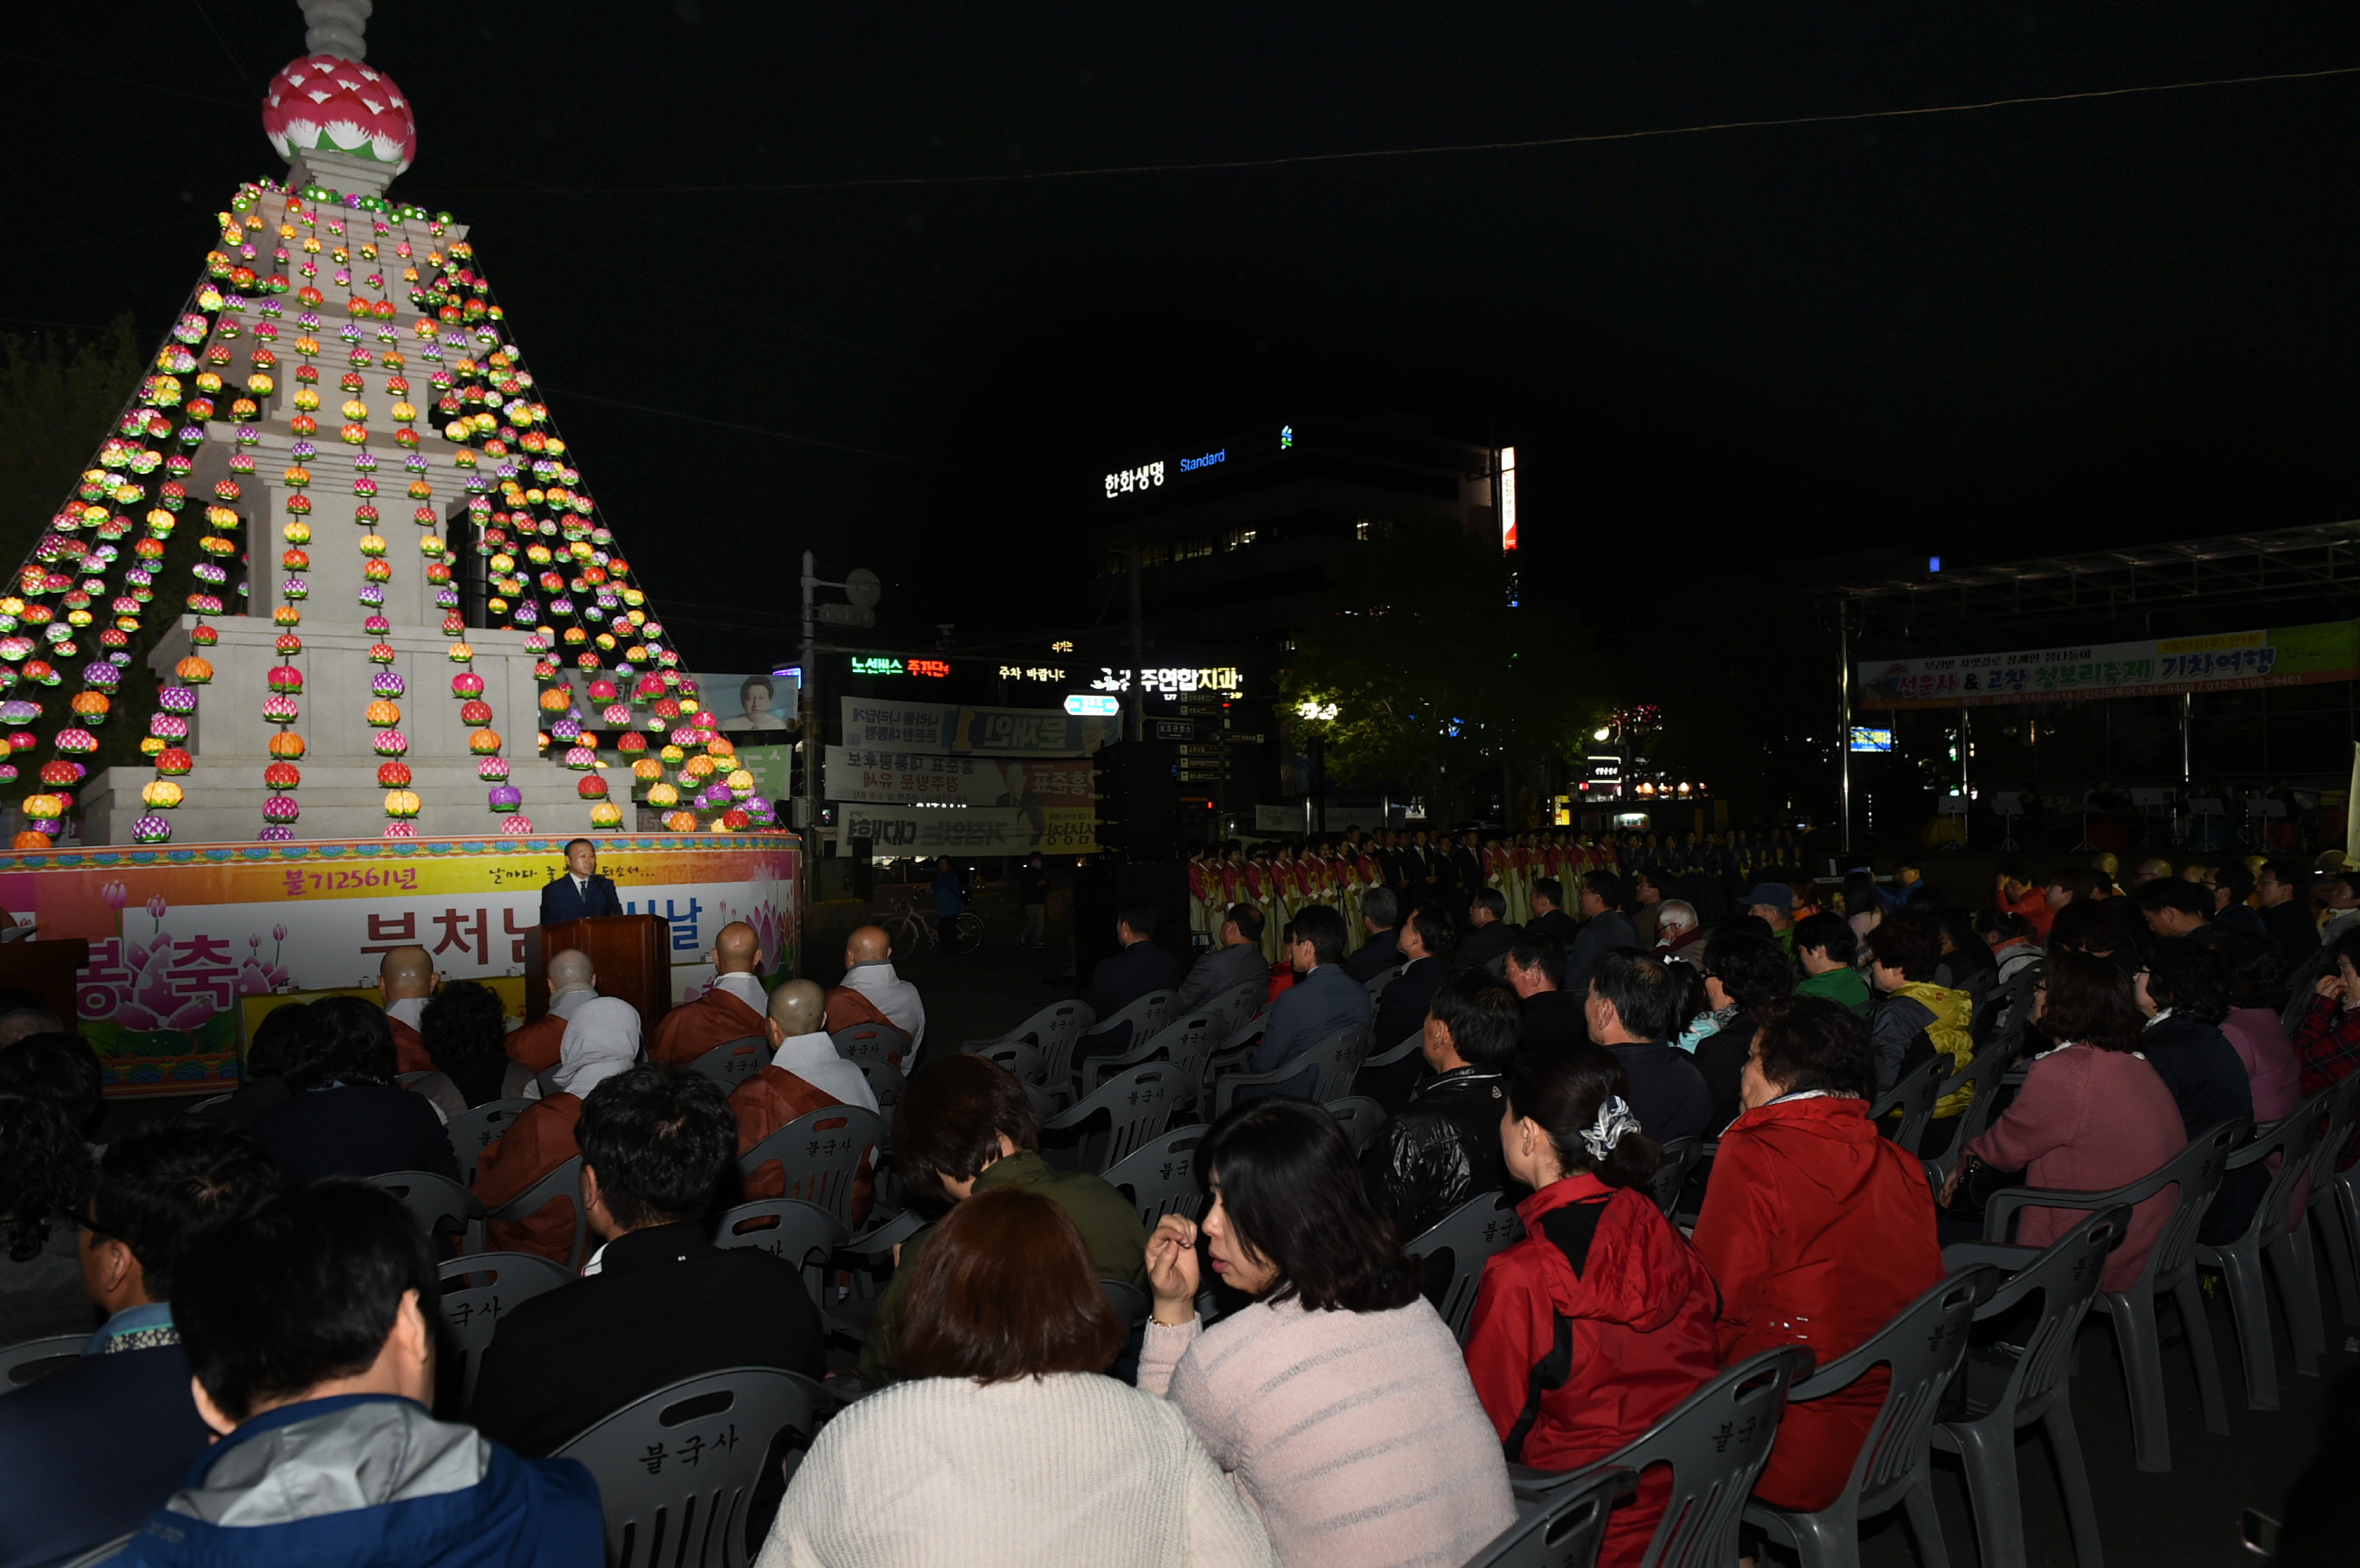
(10, 4, 2360, 669)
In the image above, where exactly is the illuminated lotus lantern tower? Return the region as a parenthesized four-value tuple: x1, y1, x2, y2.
(13, 0, 745, 846)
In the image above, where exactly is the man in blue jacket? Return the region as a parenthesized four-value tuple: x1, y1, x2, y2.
(108, 1182, 602, 1568)
(0, 1122, 281, 1568)
(1254, 904, 1373, 1073)
(539, 838, 622, 926)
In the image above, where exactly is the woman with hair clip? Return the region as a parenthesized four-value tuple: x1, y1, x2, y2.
(1142, 1098, 1513, 1568)
(1462, 1045, 1719, 1568)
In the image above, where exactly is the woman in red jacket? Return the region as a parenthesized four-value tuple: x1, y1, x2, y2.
(1463, 1044, 1720, 1568)
(1690, 994, 1944, 1514)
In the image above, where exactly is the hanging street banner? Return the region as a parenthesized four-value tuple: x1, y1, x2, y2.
(0, 834, 797, 1099)
(836, 802, 1100, 857)
(1857, 620, 2360, 709)
(824, 747, 1094, 807)
(841, 697, 1121, 758)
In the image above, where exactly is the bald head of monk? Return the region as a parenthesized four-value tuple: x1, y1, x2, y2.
(547, 947, 597, 998)
(714, 920, 760, 976)
(767, 977, 826, 1044)
(378, 945, 434, 1003)
(844, 925, 891, 967)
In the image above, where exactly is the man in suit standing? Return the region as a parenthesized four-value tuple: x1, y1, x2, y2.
(540, 837, 621, 926)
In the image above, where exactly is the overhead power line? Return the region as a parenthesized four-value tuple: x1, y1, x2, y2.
(432, 63, 2360, 196)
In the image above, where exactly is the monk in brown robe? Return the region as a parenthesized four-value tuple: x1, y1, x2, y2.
(473, 996, 641, 1265)
(651, 920, 770, 1067)
(732, 978, 878, 1222)
(506, 947, 595, 1073)
(378, 945, 435, 1075)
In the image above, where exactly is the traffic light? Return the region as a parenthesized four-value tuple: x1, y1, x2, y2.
(1091, 740, 1179, 864)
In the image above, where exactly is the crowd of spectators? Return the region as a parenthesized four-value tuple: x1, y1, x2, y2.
(2, 839, 2357, 1567)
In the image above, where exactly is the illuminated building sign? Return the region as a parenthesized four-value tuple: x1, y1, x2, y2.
(850, 655, 950, 679)
(1104, 461, 1164, 499)
(999, 666, 1068, 681)
(1091, 666, 1242, 698)
(1178, 448, 1225, 472)
(1498, 446, 1517, 552)
(1065, 694, 1121, 717)
(1849, 726, 1896, 753)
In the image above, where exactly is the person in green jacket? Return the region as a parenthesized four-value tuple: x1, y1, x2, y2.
(1793, 912, 1873, 1017)
(858, 1054, 1146, 1384)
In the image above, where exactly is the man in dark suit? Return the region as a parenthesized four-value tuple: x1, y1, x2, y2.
(0, 1122, 280, 1568)
(539, 836, 622, 926)
(1454, 888, 1520, 973)
(1076, 903, 1186, 1065)
(1448, 831, 1485, 919)
(1343, 885, 1403, 983)
(470, 1065, 826, 1456)
(1373, 899, 1456, 1051)
(1505, 931, 1585, 1051)
(1525, 876, 1582, 950)
(1174, 903, 1271, 1016)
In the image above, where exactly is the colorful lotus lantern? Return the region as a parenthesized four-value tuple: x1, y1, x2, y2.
(499, 814, 532, 836)
(156, 747, 194, 777)
(175, 655, 214, 684)
(53, 727, 97, 754)
(141, 781, 184, 809)
(267, 663, 303, 694)
(477, 756, 510, 781)
(384, 822, 416, 840)
(157, 685, 198, 714)
(577, 774, 608, 799)
(371, 670, 406, 698)
(261, 55, 420, 173)
(450, 672, 484, 698)
(10, 832, 45, 850)
(364, 699, 400, 728)
(261, 694, 299, 725)
(267, 732, 306, 760)
(264, 760, 301, 790)
(131, 815, 172, 845)
(261, 795, 301, 824)
(376, 762, 412, 788)
(486, 784, 522, 811)
(588, 801, 622, 829)
(373, 729, 408, 757)
(646, 782, 677, 807)
(468, 728, 501, 755)
(663, 810, 697, 833)
(460, 699, 493, 726)
(383, 790, 421, 819)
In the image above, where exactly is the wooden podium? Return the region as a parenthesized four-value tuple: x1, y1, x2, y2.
(526, 915, 670, 1038)
(0, 937, 90, 1025)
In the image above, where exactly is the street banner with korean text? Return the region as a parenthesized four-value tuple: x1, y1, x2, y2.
(824, 747, 1094, 806)
(835, 802, 1100, 857)
(0, 833, 796, 1097)
(840, 697, 1120, 757)
(1857, 621, 2360, 709)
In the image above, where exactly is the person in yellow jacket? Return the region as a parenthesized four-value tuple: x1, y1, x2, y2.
(1863, 912, 1977, 1116)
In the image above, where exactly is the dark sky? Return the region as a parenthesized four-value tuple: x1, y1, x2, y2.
(10, 3, 2360, 668)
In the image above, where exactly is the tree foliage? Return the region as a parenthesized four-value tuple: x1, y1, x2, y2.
(1278, 517, 1611, 809)
(0, 315, 145, 568)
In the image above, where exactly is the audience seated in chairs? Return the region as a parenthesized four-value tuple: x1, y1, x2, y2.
(471, 1065, 827, 1457)
(472, 996, 639, 1264)
(1371, 899, 1455, 1052)
(376, 943, 438, 1075)
(1361, 968, 1522, 1239)
(2132, 938, 2264, 1245)
(755, 1186, 1277, 1568)
(106, 1181, 601, 1567)
(0, 1095, 94, 1346)
(252, 996, 457, 1186)
(1690, 929, 1793, 1134)
(1141, 1098, 1516, 1568)
(504, 948, 596, 1075)
(1340, 886, 1402, 984)
(1250, 905, 1373, 1076)
(1454, 887, 1521, 974)
(1175, 903, 1269, 1016)
(1463, 1044, 1720, 1568)
(0, 1031, 105, 1146)
(1792, 912, 1872, 1016)
(1690, 994, 1944, 1515)
(1504, 932, 1584, 1051)
(1941, 950, 2188, 1289)
(827, 925, 927, 1049)
(1584, 951, 1713, 1145)
(0, 1121, 281, 1568)
(732, 979, 878, 1219)
(409, 980, 533, 1120)
(1864, 910, 1975, 1101)
(653, 919, 773, 1067)
(2215, 932, 2302, 1132)
(1085, 904, 1186, 1043)
(860, 1054, 1145, 1386)
(188, 1001, 309, 1133)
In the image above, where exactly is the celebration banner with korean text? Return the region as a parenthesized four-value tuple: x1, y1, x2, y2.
(1857, 621, 2360, 709)
(835, 802, 1100, 857)
(823, 747, 1094, 807)
(0, 833, 796, 1098)
(840, 697, 1120, 758)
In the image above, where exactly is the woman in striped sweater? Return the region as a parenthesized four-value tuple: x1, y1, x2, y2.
(1141, 1099, 1515, 1568)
